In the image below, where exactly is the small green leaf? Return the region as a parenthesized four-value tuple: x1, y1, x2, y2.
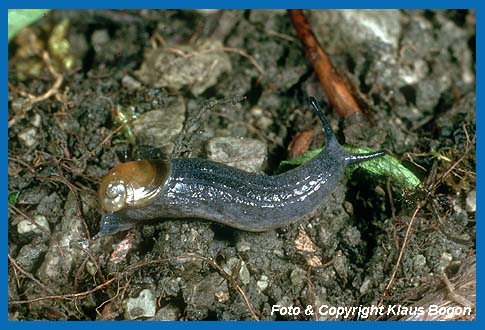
(8, 191, 20, 205)
(8, 9, 50, 41)
(276, 146, 421, 190)
(345, 146, 421, 190)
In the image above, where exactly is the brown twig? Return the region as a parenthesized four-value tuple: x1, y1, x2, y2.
(382, 201, 424, 299)
(386, 177, 400, 251)
(440, 273, 474, 309)
(8, 51, 64, 128)
(79, 122, 128, 162)
(9, 204, 52, 237)
(8, 254, 55, 297)
(289, 10, 362, 117)
(9, 276, 116, 305)
(379, 126, 475, 305)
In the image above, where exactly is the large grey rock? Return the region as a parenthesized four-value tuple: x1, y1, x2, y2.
(135, 40, 232, 95)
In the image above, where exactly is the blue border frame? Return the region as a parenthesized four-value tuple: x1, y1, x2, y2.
(4, 0, 479, 328)
(4, 0, 479, 9)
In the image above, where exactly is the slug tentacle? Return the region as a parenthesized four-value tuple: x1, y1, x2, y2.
(309, 96, 339, 150)
(309, 96, 384, 165)
(96, 97, 385, 237)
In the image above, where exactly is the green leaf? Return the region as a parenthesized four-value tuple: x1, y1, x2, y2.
(276, 146, 421, 190)
(8, 191, 20, 206)
(8, 9, 50, 41)
(345, 146, 421, 190)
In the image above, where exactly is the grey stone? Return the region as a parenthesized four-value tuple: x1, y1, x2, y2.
(135, 39, 231, 95)
(152, 303, 181, 321)
(256, 275, 269, 291)
(36, 191, 90, 284)
(124, 289, 157, 320)
(132, 95, 185, 150)
(15, 241, 48, 272)
(207, 137, 267, 173)
(290, 267, 306, 286)
(18, 127, 38, 148)
(17, 215, 50, 235)
(466, 190, 476, 213)
(310, 10, 401, 52)
(223, 258, 250, 285)
(121, 75, 142, 91)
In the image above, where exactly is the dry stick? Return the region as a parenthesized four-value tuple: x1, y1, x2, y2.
(79, 121, 128, 163)
(382, 201, 424, 299)
(380, 127, 475, 304)
(9, 204, 52, 237)
(8, 254, 74, 317)
(289, 10, 361, 117)
(440, 273, 474, 309)
(8, 51, 64, 128)
(31, 51, 64, 103)
(95, 278, 122, 318)
(8, 254, 55, 297)
(220, 47, 265, 77)
(9, 277, 116, 305)
(386, 178, 400, 251)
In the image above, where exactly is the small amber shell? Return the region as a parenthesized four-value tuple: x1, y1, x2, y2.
(98, 160, 170, 212)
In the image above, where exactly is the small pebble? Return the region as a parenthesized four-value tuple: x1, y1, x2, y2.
(466, 190, 476, 213)
(257, 275, 269, 291)
(18, 127, 38, 148)
(122, 75, 142, 91)
(17, 215, 50, 235)
(124, 289, 157, 320)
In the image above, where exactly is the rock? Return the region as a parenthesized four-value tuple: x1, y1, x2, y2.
(333, 253, 349, 283)
(91, 29, 110, 51)
(437, 252, 453, 274)
(152, 303, 181, 320)
(15, 240, 48, 272)
(309, 10, 401, 52)
(18, 186, 47, 205)
(184, 272, 228, 320)
(257, 275, 269, 291)
(37, 191, 89, 284)
(343, 226, 362, 248)
(132, 95, 185, 150)
(36, 192, 63, 222)
(135, 39, 231, 95)
(466, 190, 476, 213)
(413, 254, 427, 268)
(30, 113, 41, 127)
(235, 240, 251, 252)
(223, 258, 250, 285)
(17, 215, 50, 235)
(359, 277, 372, 295)
(18, 127, 38, 148)
(207, 137, 267, 173)
(290, 267, 306, 287)
(124, 289, 157, 320)
(10, 97, 31, 113)
(121, 75, 142, 91)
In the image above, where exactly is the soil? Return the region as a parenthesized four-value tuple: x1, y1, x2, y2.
(8, 10, 475, 320)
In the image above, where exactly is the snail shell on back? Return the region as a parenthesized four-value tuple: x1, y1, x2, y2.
(98, 160, 170, 212)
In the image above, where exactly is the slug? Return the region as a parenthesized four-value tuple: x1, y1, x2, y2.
(96, 97, 384, 237)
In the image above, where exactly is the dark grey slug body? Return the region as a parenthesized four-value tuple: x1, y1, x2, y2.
(97, 98, 384, 236)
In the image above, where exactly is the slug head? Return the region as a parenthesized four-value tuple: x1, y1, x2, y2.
(98, 160, 170, 213)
